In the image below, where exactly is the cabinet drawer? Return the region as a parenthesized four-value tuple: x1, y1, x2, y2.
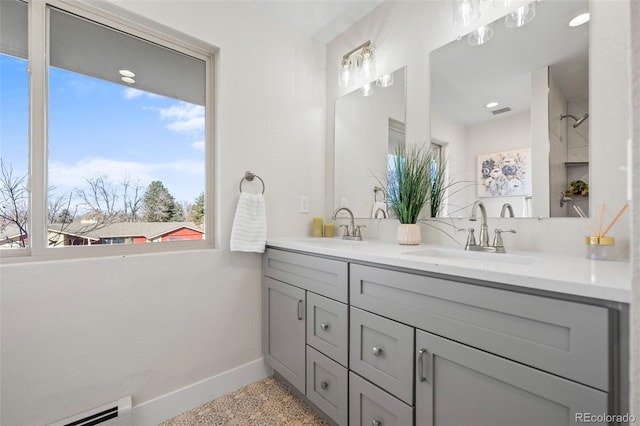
(307, 292, 348, 366)
(350, 307, 414, 404)
(306, 346, 348, 426)
(264, 249, 348, 302)
(350, 264, 609, 391)
(349, 372, 413, 426)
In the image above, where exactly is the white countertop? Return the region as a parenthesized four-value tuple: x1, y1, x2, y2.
(266, 238, 631, 303)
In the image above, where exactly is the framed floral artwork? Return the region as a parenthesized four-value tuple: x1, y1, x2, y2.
(477, 148, 532, 197)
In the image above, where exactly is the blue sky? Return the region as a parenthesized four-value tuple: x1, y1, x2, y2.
(0, 54, 204, 209)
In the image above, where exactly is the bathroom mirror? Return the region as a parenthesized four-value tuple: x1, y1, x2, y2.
(430, 0, 589, 218)
(334, 66, 406, 218)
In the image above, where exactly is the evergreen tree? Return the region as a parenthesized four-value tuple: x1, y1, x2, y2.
(142, 181, 182, 222)
(192, 192, 204, 225)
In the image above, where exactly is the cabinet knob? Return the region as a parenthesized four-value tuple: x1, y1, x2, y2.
(372, 419, 382, 426)
(320, 380, 329, 390)
(320, 323, 329, 331)
(372, 346, 382, 357)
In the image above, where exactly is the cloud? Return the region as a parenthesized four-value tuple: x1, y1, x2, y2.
(158, 103, 205, 134)
(191, 140, 205, 152)
(122, 87, 162, 100)
(49, 157, 203, 189)
(122, 88, 144, 100)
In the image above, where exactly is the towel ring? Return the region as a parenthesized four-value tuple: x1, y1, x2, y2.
(240, 171, 265, 194)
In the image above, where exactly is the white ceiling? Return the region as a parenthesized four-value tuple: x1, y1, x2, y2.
(248, 0, 384, 43)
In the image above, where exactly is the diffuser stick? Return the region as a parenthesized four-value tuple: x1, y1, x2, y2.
(573, 205, 596, 235)
(601, 203, 629, 237)
(597, 204, 605, 237)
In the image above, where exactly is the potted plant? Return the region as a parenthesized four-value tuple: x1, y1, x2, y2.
(384, 144, 434, 245)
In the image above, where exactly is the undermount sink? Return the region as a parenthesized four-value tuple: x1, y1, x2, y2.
(403, 247, 537, 266)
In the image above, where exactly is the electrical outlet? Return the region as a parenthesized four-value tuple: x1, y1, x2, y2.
(299, 196, 310, 213)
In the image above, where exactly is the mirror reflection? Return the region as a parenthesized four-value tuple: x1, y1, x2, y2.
(334, 66, 406, 219)
(430, 0, 589, 218)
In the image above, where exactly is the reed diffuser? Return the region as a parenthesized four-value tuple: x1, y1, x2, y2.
(581, 203, 628, 260)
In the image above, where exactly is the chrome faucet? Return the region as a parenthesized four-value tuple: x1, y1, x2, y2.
(469, 200, 490, 247)
(500, 203, 515, 218)
(466, 200, 516, 253)
(374, 207, 387, 219)
(332, 207, 365, 241)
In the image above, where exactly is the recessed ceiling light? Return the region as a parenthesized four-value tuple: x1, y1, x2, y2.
(121, 76, 135, 84)
(569, 12, 590, 27)
(119, 69, 135, 78)
(485, 101, 499, 108)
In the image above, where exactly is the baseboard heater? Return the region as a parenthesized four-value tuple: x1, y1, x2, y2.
(49, 396, 132, 426)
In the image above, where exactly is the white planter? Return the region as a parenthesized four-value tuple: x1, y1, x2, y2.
(397, 223, 421, 245)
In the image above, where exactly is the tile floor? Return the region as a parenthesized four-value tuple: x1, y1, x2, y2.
(159, 376, 329, 425)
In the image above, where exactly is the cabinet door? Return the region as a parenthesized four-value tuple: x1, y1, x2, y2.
(415, 329, 608, 426)
(263, 277, 306, 393)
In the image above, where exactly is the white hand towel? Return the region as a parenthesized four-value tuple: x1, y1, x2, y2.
(371, 201, 388, 218)
(230, 192, 267, 253)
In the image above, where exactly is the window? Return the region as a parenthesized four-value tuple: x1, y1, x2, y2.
(1, 1, 214, 259)
(0, 0, 29, 250)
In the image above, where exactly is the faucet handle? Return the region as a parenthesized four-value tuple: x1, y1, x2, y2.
(355, 225, 366, 239)
(493, 229, 516, 250)
(463, 228, 477, 250)
(339, 224, 350, 237)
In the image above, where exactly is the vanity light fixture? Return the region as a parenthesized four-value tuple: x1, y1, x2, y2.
(121, 76, 135, 84)
(453, 0, 481, 28)
(504, 2, 536, 28)
(338, 40, 375, 88)
(376, 73, 394, 88)
(485, 101, 499, 108)
(468, 25, 494, 46)
(569, 12, 590, 27)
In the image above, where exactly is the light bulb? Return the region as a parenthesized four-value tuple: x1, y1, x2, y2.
(361, 82, 374, 97)
(467, 25, 494, 46)
(376, 73, 394, 88)
(505, 2, 536, 28)
(338, 58, 352, 88)
(453, 0, 481, 28)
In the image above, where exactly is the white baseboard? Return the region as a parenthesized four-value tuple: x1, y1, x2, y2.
(122, 358, 271, 426)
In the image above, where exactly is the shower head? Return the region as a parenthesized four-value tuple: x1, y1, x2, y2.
(573, 113, 589, 128)
(560, 113, 589, 128)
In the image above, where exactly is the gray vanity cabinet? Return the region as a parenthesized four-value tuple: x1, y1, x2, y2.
(264, 247, 622, 426)
(262, 276, 306, 393)
(415, 329, 608, 426)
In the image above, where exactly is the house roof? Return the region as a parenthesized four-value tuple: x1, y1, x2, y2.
(48, 221, 203, 240)
(1, 223, 25, 239)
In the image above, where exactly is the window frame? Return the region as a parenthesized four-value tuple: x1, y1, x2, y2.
(1, 0, 216, 262)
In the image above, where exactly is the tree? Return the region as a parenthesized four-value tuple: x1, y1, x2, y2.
(0, 159, 28, 247)
(76, 175, 119, 223)
(192, 192, 204, 226)
(120, 177, 144, 222)
(142, 180, 182, 222)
